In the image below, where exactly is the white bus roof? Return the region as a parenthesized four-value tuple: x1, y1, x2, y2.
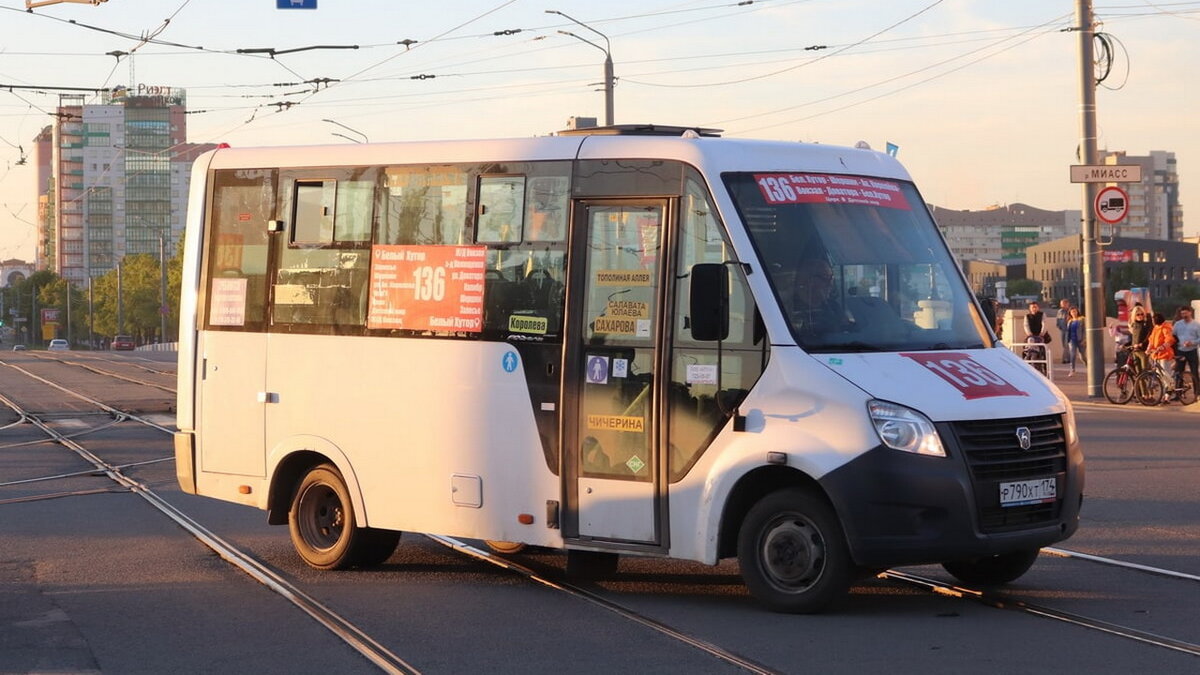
(202, 132, 913, 183)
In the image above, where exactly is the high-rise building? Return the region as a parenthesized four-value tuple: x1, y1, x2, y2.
(1099, 150, 1184, 241)
(36, 86, 217, 283)
(929, 203, 1081, 263)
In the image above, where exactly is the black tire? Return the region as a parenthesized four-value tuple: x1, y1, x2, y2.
(288, 464, 397, 569)
(942, 548, 1039, 585)
(737, 488, 853, 614)
(1179, 382, 1197, 406)
(355, 528, 401, 567)
(565, 550, 619, 579)
(1102, 368, 1134, 404)
(1134, 370, 1165, 406)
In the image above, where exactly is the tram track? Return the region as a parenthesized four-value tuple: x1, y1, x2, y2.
(0, 381, 420, 674)
(878, 568, 1200, 657)
(1, 358, 781, 673)
(3, 355, 1199, 669)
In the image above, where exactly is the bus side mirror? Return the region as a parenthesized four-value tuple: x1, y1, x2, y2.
(976, 295, 998, 334)
(690, 263, 729, 341)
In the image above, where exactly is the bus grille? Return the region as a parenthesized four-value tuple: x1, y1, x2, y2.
(948, 415, 1067, 532)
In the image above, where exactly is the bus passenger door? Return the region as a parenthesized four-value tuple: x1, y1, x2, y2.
(564, 200, 668, 546)
(195, 169, 275, 477)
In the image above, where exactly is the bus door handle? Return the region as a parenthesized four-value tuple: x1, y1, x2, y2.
(257, 392, 279, 404)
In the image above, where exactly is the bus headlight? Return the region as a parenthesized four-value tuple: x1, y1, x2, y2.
(868, 400, 946, 457)
(1063, 404, 1079, 447)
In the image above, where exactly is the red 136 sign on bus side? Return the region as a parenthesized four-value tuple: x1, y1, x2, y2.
(901, 353, 1028, 400)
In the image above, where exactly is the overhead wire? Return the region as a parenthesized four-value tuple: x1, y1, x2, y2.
(622, 0, 946, 88)
(721, 11, 1073, 134)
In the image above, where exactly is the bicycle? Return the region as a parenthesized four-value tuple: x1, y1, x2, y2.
(1102, 346, 1142, 404)
(1134, 358, 1198, 406)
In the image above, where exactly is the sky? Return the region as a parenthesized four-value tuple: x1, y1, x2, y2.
(2, 0, 1198, 262)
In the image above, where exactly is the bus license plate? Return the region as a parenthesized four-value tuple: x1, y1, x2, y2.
(999, 478, 1056, 507)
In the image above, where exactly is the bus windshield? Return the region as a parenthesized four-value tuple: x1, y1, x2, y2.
(724, 172, 990, 353)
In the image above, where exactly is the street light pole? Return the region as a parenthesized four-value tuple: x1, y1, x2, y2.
(322, 119, 369, 143)
(546, 10, 614, 126)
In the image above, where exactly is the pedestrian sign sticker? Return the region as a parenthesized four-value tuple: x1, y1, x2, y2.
(586, 355, 609, 384)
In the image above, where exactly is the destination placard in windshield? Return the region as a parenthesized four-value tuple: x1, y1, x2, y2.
(753, 173, 911, 210)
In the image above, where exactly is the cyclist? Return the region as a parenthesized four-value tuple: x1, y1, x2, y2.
(1128, 306, 1154, 373)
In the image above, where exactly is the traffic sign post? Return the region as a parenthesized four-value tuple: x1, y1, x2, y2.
(1095, 185, 1129, 224)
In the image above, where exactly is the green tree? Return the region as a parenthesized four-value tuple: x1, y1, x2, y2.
(90, 255, 165, 342)
(1105, 263, 1149, 316)
(1006, 278, 1042, 298)
(1156, 283, 1200, 319)
(40, 276, 89, 347)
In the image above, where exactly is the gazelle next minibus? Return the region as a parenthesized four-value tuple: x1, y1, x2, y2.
(174, 125, 1083, 612)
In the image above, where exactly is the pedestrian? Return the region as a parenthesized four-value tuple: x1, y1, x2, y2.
(1172, 305, 1200, 392)
(1022, 301, 1051, 373)
(1128, 306, 1154, 373)
(1057, 298, 1071, 363)
(1065, 306, 1086, 375)
(1148, 312, 1176, 390)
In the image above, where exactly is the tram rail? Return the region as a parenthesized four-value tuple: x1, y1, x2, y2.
(2, 352, 1198, 669)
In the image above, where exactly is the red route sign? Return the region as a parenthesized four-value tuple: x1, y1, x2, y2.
(367, 245, 487, 332)
(901, 353, 1028, 400)
(753, 173, 911, 210)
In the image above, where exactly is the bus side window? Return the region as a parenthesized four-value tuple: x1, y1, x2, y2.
(481, 248, 566, 339)
(273, 170, 374, 333)
(205, 169, 276, 331)
(379, 166, 469, 245)
(669, 175, 765, 482)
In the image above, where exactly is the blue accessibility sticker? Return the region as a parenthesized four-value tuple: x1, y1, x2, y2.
(502, 351, 520, 373)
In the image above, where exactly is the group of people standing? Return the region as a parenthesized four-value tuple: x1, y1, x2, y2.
(1125, 303, 1200, 392)
(1026, 298, 1200, 391)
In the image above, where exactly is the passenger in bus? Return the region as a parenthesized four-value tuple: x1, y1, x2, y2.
(790, 257, 848, 336)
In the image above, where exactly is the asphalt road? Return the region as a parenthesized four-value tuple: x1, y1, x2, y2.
(1, 351, 1198, 674)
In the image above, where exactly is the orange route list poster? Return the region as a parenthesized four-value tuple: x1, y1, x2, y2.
(367, 244, 487, 332)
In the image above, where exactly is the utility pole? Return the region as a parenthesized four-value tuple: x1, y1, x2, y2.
(117, 262, 124, 336)
(88, 277, 94, 349)
(159, 234, 168, 343)
(65, 280, 72, 345)
(1076, 0, 1104, 397)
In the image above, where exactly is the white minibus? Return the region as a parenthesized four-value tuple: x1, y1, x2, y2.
(175, 125, 1083, 612)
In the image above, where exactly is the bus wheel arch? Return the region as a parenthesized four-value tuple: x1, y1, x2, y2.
(717, 465, 824, 560)
(736, 485, 853, 613)
(287, 462, 400, 570)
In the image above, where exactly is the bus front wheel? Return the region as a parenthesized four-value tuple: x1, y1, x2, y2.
(288, 464, 399, 569)
(737, 488, 853, 613)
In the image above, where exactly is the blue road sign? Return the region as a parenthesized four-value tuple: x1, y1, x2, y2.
(277, 0, 317, 9)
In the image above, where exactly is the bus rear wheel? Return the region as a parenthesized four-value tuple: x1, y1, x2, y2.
(737, 488, 853, 613)
(288, 464, 398, 569)
(942, 548, 1039, 585)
